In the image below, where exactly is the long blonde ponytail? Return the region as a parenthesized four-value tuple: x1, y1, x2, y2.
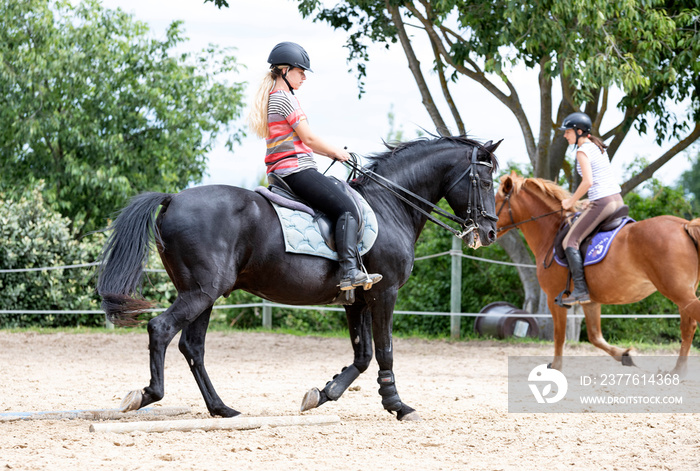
(248, 71, 276, 139)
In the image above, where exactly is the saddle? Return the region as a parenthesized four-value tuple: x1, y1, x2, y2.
(553, 204, 631, 267)
(264, 173, 365, 252)
(553, 204, 634, 308)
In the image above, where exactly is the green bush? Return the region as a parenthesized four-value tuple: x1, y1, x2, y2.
(0, 188, 103, 327)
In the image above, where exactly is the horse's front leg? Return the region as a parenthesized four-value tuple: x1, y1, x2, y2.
(179, 307, 240, 417)
(371, 294, 420, 421)
(301, 303, 373, 411)
(547, 301, 569, 371)
(582, 302, 635, 366)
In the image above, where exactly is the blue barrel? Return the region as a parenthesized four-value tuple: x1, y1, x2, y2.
(474, 301, 539, 339)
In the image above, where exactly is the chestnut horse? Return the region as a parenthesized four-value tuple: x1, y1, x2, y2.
(496, 172, 700, 374)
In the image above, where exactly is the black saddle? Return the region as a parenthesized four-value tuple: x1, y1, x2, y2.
(266, 173, 365, 252)
(553, 204, 630, 265)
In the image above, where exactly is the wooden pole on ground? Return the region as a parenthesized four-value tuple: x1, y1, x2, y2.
(89, 414, 340, 434)
(0, 406, 190, 422)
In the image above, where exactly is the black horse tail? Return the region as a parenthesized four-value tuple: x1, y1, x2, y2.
(97, 192, 173, 326)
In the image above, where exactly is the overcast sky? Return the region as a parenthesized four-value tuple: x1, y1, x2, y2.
(100, 0, 693, 189)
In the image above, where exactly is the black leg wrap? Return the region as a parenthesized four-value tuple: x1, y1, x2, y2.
(377, 369, 402, 413)
(323, 365, 361, 401)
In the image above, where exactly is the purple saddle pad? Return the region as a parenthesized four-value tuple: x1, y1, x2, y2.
(554, 217, 634, 267)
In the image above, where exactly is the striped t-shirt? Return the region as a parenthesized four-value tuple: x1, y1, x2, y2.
(576, 141, 621, 200)
(265, 90, 316, 174)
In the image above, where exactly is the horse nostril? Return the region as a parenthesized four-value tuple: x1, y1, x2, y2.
(488, 230, 496, 242)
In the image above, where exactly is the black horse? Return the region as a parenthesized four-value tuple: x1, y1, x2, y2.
(97, 136, 501, 421)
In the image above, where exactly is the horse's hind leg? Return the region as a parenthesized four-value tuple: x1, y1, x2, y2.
(301, 303, 373, 412)
(119, 295, 209, 412)
(672, 301, 699, 377)
(179, 307, 240, 417)
(582, 303, 634, 366)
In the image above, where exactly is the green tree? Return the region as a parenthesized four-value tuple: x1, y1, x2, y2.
(292, 0, 699, 189)
(0, 0, 246, 235)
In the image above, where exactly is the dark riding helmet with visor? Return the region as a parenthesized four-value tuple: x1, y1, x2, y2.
(559, 112, 592, 146)
(268, 42, 312, 94)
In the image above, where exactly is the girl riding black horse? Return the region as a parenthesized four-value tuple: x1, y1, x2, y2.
(98, 136, 500, 421)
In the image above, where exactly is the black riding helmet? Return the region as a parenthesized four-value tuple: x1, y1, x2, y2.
(267, 42, 313, 72)
(267, 42, 312, 95)
(559, 112, 592, 147)
(559, 112, 592, 134)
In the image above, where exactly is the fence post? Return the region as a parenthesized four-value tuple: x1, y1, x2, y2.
(105, 315, 114, 330)
(262, 298, 272, 329)
(450, 236, 462, 339)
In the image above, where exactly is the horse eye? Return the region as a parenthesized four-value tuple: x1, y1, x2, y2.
(481, 180, 492, 189)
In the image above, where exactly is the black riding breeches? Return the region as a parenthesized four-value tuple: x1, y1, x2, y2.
(280, 168, 360, 223)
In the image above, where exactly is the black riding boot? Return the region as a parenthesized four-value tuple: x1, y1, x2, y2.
(336, 212, 382, 290)
(562, 247, 591, 304)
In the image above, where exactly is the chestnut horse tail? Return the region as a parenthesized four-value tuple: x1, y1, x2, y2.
(97, 192, 173, 326)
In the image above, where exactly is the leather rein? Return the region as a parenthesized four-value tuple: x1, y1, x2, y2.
(338, 146, 497, 239)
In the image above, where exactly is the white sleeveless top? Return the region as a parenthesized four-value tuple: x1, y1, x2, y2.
(576, 142, 621, 200)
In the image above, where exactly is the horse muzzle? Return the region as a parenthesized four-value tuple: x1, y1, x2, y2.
(464, 226, 496, 249)
(460, 225, 481, 249)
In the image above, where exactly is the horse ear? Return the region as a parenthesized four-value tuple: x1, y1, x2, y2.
(500, 173, 513, 194)
(485, 139, 503, 153)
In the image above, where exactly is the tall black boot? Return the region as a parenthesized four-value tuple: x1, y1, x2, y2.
(336, 212, 382, 291)
(562, 247, 591, 304)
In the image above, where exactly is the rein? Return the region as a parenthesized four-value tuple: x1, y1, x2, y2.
(336, 147, 495, 239)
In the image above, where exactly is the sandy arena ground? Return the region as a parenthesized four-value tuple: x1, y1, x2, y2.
(1, 331, 699, 470)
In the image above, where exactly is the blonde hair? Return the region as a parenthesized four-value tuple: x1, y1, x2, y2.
(248, 66, 288, 139)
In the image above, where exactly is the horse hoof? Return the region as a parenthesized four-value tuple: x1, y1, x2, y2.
(119, 389, 143, 412)
(621, 352, 635, 367)
(399, 411, 422, 421)
(300, 388, 321, 412)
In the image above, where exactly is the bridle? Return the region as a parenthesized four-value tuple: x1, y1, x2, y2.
(339, 146, 497, 239)
(496, 185, 571, 269)
(496, 186, 564, 233)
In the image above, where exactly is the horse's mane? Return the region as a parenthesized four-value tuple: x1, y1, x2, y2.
(353, 135, 499, 187)
(500, 173, 573, 212)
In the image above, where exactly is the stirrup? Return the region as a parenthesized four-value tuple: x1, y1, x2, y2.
(352, 273, 382, 291)
(561, 291, 590, 305)
(339, 273, 382, 291)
